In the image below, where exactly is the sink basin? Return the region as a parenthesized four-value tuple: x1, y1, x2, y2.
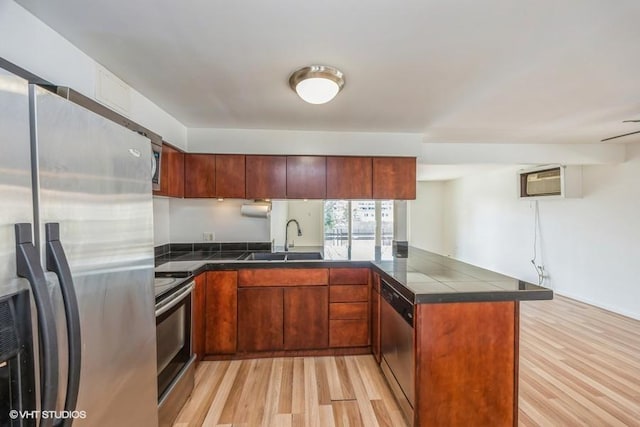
(241, 252, 323, 261)
(243, 252, 287, 261)
(284, 252, 323, 260)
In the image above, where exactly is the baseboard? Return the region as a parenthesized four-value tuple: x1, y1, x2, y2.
(203, 346, 371, 361)
(554, 290, 640, 321)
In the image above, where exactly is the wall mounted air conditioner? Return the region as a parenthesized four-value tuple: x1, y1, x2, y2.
(518, 165, 582, 199)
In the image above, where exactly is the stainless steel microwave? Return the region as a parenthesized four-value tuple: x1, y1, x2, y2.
(151, 141, 162, 191)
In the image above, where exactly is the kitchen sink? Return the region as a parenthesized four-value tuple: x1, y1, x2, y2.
(284, 252, 323, 260)
(243, 252, 287, 261)
(241, 252, 323, 261)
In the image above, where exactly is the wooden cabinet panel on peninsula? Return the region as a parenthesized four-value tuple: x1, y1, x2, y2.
(286, 156, 326, 199)
(326, 156, 372, 199)
(184, 154, 215, 198)
(245, 155, 286, 199)
(372, 157, 416, 199)
(204, 271, 237, 354)
(153, 143, 184, 198)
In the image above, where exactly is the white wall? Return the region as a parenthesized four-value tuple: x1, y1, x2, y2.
(286, 200, 324, 247)
(269, 200, 324, 248)
(270, 201, 288, 248)
(408, 181, 446, 254)
(153, 197, 171, 246)
(188, 128, 423, 156)
(412, 143, 640, 320)
(168, 199, 270, 243)
(0, 0, 187, 149)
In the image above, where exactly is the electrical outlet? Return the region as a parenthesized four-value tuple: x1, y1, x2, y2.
(202, 232, 215, 241)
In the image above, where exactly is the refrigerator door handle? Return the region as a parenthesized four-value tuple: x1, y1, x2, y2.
(45, 223, 81, 427)
(15, 223, 59, 427)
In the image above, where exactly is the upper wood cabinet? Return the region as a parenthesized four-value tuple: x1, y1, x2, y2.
(153, 143, 184, 198)
(184, 154, 216, 198)
(245, 155, 286, 199)
(286, 156, 326, 199)
(175, 153, 415, 199)
(372, 157, 416, 200)
(215, 154, 245, 198)
(326, 157, 372, 199)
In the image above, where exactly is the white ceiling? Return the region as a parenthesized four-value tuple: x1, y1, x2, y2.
(15, 0, 640, 144)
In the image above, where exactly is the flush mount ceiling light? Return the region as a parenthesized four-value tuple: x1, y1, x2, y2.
(289, 65, 345, 104)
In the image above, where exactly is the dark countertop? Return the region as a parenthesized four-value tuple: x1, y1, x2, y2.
(371, 248, 553, 303)
(155, 246, 553, 304)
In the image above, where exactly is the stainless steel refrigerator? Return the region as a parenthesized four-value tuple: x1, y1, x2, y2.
(1, 66, 158, 426)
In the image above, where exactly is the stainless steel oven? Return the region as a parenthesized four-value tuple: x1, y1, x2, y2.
(155, 280, 195, 427)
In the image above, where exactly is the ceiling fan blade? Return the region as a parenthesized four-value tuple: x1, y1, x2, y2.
(601, 130, 640, 142)
(622, 120, 640, 123)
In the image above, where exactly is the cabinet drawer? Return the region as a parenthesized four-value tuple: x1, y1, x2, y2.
(238, 268, 328, 287)
(329, 319, 369, 348)
(329, 268, 369, 285)
(330, 285, 369, 302)
(330, 302, 368, 320)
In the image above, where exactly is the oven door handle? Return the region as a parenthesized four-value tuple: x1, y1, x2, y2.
(155, 282, 194, 317)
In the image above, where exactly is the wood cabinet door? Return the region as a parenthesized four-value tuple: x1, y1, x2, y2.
(205, 271, 237, 354)
(153, 143, 184, 198)
(372, 157, 416, 199)
(167, 146, 185, 198)
(245, 155, 286, 199)
(192, 273, 206, 363)
(185, 154, 216, 198)
(286, 156, 326, 199)
(216, 154, 245, 198)
(237, 287, 284, 352)
(326, 156, 372, 199)
(283, 286, 328, 350)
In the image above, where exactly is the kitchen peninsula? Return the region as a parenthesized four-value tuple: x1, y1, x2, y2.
(155, 245, 552, 426)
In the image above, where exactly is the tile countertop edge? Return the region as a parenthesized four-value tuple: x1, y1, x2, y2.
(371, 265, 553, 304)
(155, 249, 554, 304)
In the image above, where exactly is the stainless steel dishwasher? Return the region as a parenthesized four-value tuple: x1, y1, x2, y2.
(380, 278, 415, 424)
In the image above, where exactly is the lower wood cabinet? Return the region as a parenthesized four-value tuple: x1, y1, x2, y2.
(283, 287, 328, 350)
(371, 273, 381, 363)
(205, 271, 238, 354)
(329, 268, 371, 348)
(237, 287, 284, 352)
(192, 273, 206, 363)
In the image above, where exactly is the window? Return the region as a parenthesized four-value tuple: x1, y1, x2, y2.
(324, 200, 393, 260)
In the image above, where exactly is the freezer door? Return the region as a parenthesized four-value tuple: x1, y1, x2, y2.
(0, 68, 33, 297)
(32, 85, 158, 426)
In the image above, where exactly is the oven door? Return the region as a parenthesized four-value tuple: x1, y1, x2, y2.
(155, 282, 193, 401)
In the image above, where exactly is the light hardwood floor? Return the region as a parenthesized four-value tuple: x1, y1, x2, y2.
(174, 295, 640, 426)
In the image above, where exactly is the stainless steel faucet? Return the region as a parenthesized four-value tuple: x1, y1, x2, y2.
(285, 219, 302, 251)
